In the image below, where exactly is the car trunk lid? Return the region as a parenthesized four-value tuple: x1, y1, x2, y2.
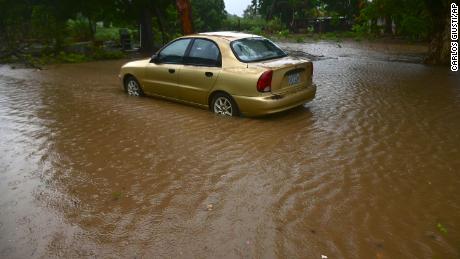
(250, 57, 313, 94)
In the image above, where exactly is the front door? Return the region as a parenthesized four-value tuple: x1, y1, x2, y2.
(143, 38, 192, 99)
(143, 63, 182, 98)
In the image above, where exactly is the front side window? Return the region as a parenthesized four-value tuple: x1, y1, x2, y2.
(185, 39, 221, 67)
(157, 39, 191, 64)
(231, 38, 287, 62)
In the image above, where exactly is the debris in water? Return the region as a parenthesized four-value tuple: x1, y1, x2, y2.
(285, 49, 325, 61)
(111, 191, 123, 201)
(321, 255, 328, 259)
(437, 223, 447, 234)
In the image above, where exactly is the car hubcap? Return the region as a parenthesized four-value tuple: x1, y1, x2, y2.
(214, 97, 233, 116)
(127, 80, 140, 96)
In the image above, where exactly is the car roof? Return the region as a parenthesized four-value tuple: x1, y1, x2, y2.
(188, 31, 261, 41)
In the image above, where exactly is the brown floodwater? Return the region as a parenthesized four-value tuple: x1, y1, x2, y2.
(0, 41, 459, 258)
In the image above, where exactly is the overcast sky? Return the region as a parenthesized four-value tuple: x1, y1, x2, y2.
(224, 0, 252, 17)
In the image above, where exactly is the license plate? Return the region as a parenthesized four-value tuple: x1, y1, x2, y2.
(288, 73, 301, 85)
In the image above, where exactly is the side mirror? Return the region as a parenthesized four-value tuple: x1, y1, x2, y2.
(150, 54, 159, 63)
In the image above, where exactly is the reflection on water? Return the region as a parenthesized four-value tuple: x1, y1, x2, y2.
(0, 42, 459, 258)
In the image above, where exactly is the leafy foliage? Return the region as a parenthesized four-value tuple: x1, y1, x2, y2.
(192, 0, 227, 32)
(0, 0, 452, 65)
(400, 16, 431, 40)
(356, 0, 434, 40)
(67, 15, 93, 42)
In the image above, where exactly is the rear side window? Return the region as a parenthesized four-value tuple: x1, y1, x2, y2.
(157, 39, 191, 64)
(185, 39, 221, 67)
(231, 38, 287, 62)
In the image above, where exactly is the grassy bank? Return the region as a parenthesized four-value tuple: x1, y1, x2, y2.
(0, 49, 126, 69)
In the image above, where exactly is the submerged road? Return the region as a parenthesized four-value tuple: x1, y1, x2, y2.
(0, 41, 459, 258)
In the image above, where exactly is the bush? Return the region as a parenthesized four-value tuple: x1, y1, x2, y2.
(351, 23, 369, 40)
(94, 27, 120, 42)
(266, 17, 285, 33)
(322, 32, 339, 42)
(56, 47, 124, 63)
(330, 12, 340, 27)
(67, 15, 92, 41)
(352, 24, 368, 36)
(400, 15, 430, 40)
(250, 26, 263, 35)
(91, 48, 124, 60)
(278, 29, 290, 39)
(57, 52, 91, 63)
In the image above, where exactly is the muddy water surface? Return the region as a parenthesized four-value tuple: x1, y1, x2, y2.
(1, 42, 459, 258)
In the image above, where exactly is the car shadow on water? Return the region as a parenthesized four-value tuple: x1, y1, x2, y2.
(119, 87, 315, 122)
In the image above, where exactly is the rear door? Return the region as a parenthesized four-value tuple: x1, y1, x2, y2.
(143, 38, 192, 99)
(177, 39, 222, 105)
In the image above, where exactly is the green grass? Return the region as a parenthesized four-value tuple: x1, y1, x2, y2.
(295, 35, 304, 43)
(52, 48, 125, 64)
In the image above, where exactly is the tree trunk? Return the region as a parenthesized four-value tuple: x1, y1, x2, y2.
(154, 6, 167, 45)
(384, 15, 392, 35)
(371, 18, 378, 34)
(424, 0, 451, 65)
(139, 9, 154, 53)
(175, 0, 194, 35)
(425, 15, 450, 65)
(88, 18, 97, 43)
(266, 0, 278, 20)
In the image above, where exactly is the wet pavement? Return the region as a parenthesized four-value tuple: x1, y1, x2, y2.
(0, 41, 459, 258)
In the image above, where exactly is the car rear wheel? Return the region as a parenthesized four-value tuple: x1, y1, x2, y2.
(124, 76, 143, 96)
(211, 93, 239, 117)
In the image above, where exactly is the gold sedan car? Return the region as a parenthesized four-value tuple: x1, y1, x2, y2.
(119, 31, 316, 117)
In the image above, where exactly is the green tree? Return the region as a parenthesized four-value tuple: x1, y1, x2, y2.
(192, 0, 227, 32)
(322, 0, 362, 19)
(0, 0, 74, 53)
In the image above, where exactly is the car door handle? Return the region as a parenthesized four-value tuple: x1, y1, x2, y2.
(205, 72, 213, 77)
(168, 69, 175, 74)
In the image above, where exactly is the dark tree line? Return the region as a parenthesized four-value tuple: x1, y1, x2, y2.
(0, 0, 455, 65)
(0, 0, 183, 53)
(0, 0, 229, 58)
(247, 0, 454, 64)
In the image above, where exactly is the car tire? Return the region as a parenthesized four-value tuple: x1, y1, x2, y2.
(211, 93, 239, 117)
(124, 76, 144, 96)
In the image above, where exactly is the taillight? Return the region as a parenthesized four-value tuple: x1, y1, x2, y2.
(257, 70, 273, 92)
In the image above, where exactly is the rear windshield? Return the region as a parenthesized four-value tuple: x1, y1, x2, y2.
(230, 38, 287, 62)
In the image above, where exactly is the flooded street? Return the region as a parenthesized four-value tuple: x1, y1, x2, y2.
(1, 41, 459, 258)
